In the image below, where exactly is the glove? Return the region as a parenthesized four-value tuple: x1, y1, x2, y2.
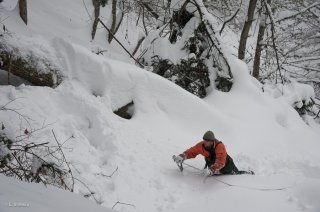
(173, 154, 185, 164)
(202, 168, 213, 176)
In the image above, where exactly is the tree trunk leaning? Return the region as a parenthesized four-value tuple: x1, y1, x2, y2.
(108, 0, 117, 43)
(238, 0, 257, 60)
(252, 17, 266, 80)
(91, 0, 101, 40)
(19, 0, 28, 25)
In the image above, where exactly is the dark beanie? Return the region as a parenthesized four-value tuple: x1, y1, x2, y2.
(203, 130, 215, 141)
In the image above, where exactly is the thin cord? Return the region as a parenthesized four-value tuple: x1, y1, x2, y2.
(182, 161, 202, 171)
(181, 162, 291, 191)
(209, 177, 289, 191)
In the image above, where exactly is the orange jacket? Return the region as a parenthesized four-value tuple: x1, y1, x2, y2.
(183, 141, 227, 173)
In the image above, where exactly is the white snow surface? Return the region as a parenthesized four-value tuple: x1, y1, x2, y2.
(0, 0, 320, 212)
(0, 174, 112, 212)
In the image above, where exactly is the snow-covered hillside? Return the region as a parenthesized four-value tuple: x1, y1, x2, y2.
(1, 0, 320, 212)
(0, 174, 112, 212)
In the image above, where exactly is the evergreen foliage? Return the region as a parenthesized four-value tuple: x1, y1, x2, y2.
(101, 0, 108, 7)
(294, 98, 315, 116)
(151, 19, 233, 97)
(0, 132, 12, 169)
(164, 57, 210, 98)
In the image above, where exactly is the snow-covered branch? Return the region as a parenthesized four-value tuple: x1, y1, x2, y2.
(275, 2, 320, 23)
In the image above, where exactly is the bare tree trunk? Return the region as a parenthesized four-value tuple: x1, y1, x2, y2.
(108, 0, 117, 43)
(19, 0, 28, 25)
(136, 7, 141, 26)
(252, 0, 272, 80)
(142, 7, 148, 35)
(132, 36, 145, 56)
(113, 9, 124, 38)
(252, 24, 265, 79)
(252, 13, 266, 79)
(238, 0, 257, 60)
(265, 0, 283, 84)
(91, 0, 101, 40)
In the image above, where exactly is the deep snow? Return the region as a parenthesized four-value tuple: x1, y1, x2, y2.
(1, 0, 320, 212)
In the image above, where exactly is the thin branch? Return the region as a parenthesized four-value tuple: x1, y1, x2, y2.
(265, 1, 283, 84)
(98, 18, 144, 68)
(24, 142, 49, 151)
(283, 63, 320, 72)
(94, 166, 118, 178)
(0, 98, 22, 109)
(74, 177, 99, 203)
(1, 108, 33, 131)
(132, 36, 145, 56)
(142, 7, 148, 35)
(112, 201, 135, 209)
(219, 8, 240, 35)
(140, 2, 159, 19)
(52, 130, 74, 191)
(275, 2, 320, 24)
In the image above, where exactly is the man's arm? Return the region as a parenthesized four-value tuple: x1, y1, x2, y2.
(183, 142, 204, 159)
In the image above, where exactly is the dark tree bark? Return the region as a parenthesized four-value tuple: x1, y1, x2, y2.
(19, 0, 28, 25)
(238, 0, 257, 60)
(108, 0, 117, 43)
(252, 16, 266, 79)
(113, 9, 124, 38)
(252, 0, 271, 80)
(132, 36, 145, 56)
(91, 0, 101, 40)
(107, 0, 124, 43)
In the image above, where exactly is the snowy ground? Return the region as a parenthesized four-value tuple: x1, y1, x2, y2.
(1, 1, 320, 212)
(0, 174, 112, 212)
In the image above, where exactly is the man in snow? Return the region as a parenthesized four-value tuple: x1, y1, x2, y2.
(173, 131, 251, 176)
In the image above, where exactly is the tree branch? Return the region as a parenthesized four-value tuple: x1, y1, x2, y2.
(112, 201, 135, 209)
(265, 0, 284, 84)
(52, 130, 74, 191)
(275, 2, 320, 24)
(141, 2, 159, 19)
(98, 18, 144, 68)
(219, 8, 240, 35)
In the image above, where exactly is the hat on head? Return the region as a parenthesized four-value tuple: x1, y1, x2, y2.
(203, 130, 215, 141)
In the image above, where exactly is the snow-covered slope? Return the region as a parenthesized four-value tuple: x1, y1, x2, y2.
(0, 174, 112, 212)
(1, 1, 320, 212)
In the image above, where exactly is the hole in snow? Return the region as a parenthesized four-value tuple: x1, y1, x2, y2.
(113, 101, 134, 119)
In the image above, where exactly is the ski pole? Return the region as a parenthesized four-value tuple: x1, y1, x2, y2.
(182, 162, 202, 171)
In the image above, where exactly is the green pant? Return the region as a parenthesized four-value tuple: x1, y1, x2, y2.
(219, 154, 239, 174)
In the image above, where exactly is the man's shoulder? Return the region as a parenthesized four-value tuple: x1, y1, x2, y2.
(215, 141, 226, 150)
(196, 140, 205, 146)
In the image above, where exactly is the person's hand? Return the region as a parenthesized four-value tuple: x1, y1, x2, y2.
(202, 168, 212, 176)
(173, 154, 184, 164)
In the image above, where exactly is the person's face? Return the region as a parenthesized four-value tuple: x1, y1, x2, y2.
(203, 140, 214, 148)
